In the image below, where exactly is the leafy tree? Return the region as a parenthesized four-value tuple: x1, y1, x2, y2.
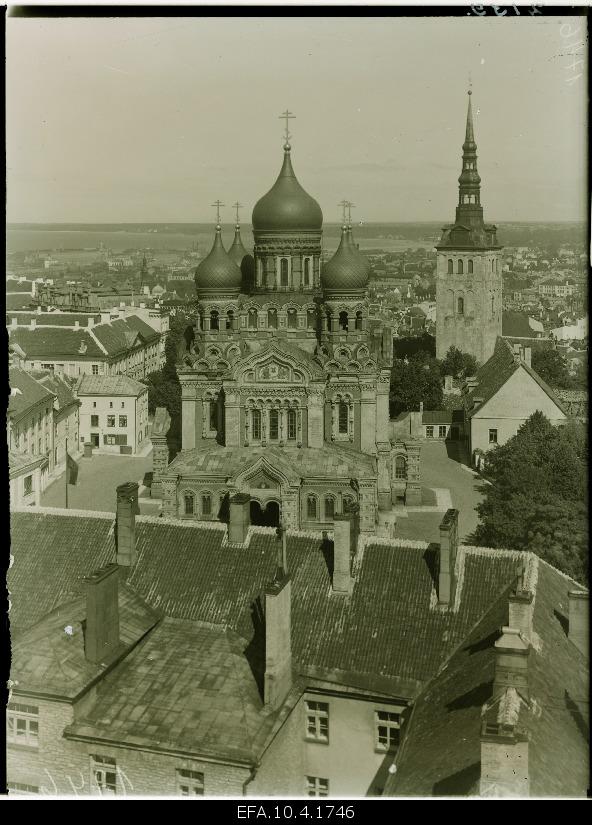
(531, 347, 573, 388)
(393, 333, 435, 361)
(473, 412, 588, 583)
(440, 346, 479, 379)
(390, 351, 443, 416)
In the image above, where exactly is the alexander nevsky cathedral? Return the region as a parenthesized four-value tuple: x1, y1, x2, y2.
(155, 113, 422, 533)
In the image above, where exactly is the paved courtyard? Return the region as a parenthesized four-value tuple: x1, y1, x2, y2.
(41, 449, 158, 514)
(392, 440, 485, 544)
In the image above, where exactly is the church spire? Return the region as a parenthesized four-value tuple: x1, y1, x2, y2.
(456, 90, 483, 226)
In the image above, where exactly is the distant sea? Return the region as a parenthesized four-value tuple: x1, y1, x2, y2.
(6, 222, 586, 256)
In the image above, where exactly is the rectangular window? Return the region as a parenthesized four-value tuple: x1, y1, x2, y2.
(287, 409, 297, 440)
(109, 402, 113, 409)
(202, 494, 212, 516)
(23, 475, 33, 496)
(119, 415, 127, 428)
(91, 415, 99, 427)
(107, 416, 115, 428)
(93, 401, 97, 408)
(375, 710, 401, 752)
(104, 434, 128, 446)
(439, 425, 447, 438)
(426, 426, 434, 438)
(209, 400, 217, 431)
(41, 363, 53, 371)
(91, 755, 117, 795)
(92, 365, 99, 375)
(338, 402, 349, 435)
(7, 702, 39, 748)
(306, 776, 329, 798)
(252, 409, 262, 441)
(121, 402, 125, 408)
(269, 409, 279, 440)
(305, 700, 329, 742)
(489, 429, 498, 444)
(176, 769, 204, 796)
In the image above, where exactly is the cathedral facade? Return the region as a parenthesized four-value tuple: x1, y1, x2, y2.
(436, 92, 503, 364)
(158, 130, 420, 533)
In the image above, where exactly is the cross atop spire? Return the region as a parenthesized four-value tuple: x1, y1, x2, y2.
(211, 200, 224, 226)
(339, 199, 349, 225)
(232, 201, 243, 225)
(279, 109, 296, 146)
(346, 201, 355, 226)
(465, 89, 475, 146)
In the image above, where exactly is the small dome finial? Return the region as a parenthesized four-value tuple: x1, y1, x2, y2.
(468, 89, 472, 96)
(279, 109, 295, 149)
(232, 201, 243, 226)
(211, 199, 225, 227)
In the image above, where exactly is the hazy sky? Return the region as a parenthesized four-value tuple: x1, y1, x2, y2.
(6, 15, 588, 223)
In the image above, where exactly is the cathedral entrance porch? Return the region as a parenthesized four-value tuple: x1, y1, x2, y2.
(250, 498, 281, 528)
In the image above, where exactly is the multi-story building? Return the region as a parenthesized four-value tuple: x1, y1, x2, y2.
(7, 493, 588, 797)
(7, 368, 57, 492)
(538, 280, 576, 298)
(32, 371, 81, 468)
(436, 92, 503, 364)
(76, 375, 149, 454)
(158, 127, 421, 532)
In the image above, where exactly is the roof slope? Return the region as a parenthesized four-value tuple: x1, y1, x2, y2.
(8, 368, 56, 419)
(32, 372, 78, 410)
(76, 374, 147, 397)
(9, 327, 105, 360)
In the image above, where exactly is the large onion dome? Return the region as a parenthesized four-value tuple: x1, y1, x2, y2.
(252, 143, 323, 232)
(194, 225, 242, 293)
(321, 225, 370, 292)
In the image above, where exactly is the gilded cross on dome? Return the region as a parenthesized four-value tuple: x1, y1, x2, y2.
(211, 200, 224, 225)
(339, 200, 349, 224)
(346, 201, 355, 225)
(233, 201, 243, 224)
(279, 109, 296, 144)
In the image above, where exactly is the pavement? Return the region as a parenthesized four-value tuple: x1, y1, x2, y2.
(40, 448, 157, 514)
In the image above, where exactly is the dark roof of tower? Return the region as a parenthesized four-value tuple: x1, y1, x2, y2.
(228, 225, 249, 267)
(321, 226, 370, 292)
(252, 145, 323, 233)
(194, 227, 242, 292)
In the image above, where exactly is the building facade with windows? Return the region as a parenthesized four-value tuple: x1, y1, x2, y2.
(160, 130, 420, 532)
(436, 92, 503, 364)
(76, 375, 149, 455)
(7, 368, 57, 493)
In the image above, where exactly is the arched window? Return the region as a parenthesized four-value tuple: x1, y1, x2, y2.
(338, 401, 349, 434)
(457, 296, 464, 315)
(184, 493, 194, 516)
(209, 399, 218, 431)
(210, 310, 219, 330)
(324, 496, 335, 520)
(280, 258, 289, 287)
(226, 310, 234, 330)
(257, 258, 263, 285)
(355, 311, 363, 331)
(201, 493, 212, 517)
(339, 311, 348, 331)
(268, 308, 278, 329)
(307, 308, 316, 329)
(269, 409, 279, 440)
(468, 259, 473, 274)
(248, 308, 257, 329)
(343, 495, 355, 514)
(287, 308, 298, 329)
(287, 408, 297, 440)
(457, 260, 464, 275)
(395, 456, 407, 480)
(252, 409, 262, 441)
(447, 259, 453, 275)
(303, 258, 310, 287)
(307, 495, 318, 520)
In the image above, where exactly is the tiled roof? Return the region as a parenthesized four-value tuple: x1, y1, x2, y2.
(166, 444, 377, 482)
(10, 584, 159, 700)
(6, 312, 102, 328)
(9, 327, 106, 360)
(6, 293, 35, 310)
(422, 410, 465, 425)
(91, 316, 159, 357)
(65, 619, 266, 763)
(31, 372, 78, 410)
(387, 560, 589, 797)
(502, 311, 538, 339)
(9, 511, 522, 696)
(6, 279, 34, 294)
(76, 374, 148, 397)
(8, 368, 56, 420)
(465, 337, 568, 418)
(9, 450, 46, 476)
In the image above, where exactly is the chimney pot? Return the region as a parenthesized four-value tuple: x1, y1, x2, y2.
(509, 589, 534, 641)
(493, 626, 530, 700)
(84, 563, 120, 664)
(568, 590, 589, 659)
(438, 508, 459, 606)
(228, 493, 250, 546)
(116, 482, 140, 566)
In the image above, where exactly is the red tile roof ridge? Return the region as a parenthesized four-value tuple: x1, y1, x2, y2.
(10, 505, 114, 520)
(359, 535, 430, 551)
(137, 514, 227, 530)
(537, 557, 589, 592)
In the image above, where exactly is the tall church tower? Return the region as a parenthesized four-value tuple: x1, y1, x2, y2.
(436, 91, 503, 364)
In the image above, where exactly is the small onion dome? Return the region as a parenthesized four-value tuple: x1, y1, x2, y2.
(252, 144, 323, 232)
(194, 225, 241, 292)
(228, 225, 249, 267)
(321, 226, 370, 292)
(346, 226, 371, 282)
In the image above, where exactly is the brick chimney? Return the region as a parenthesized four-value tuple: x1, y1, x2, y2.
(438, 509, 459, 606)
(522, 346, 532, 368)
(508, 562, 534, 641)
(29, 318, 36, 330)
(480, 711, 529, 797)
(116, 482, 140, 566)
(84, 563, 120, 665)
(228, 493, 250, 546)
(568, 590, 589, 659)
(493, 627, 530, 700)
(264, 566, 292, 712)
(332, 512, 354, 594)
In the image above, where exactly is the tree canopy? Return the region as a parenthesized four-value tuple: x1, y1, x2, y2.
(390, 350, 443, 416)
(440, 346, 479, 380)
(531, 347, 573, 389)
(473, 411, 588, 584)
